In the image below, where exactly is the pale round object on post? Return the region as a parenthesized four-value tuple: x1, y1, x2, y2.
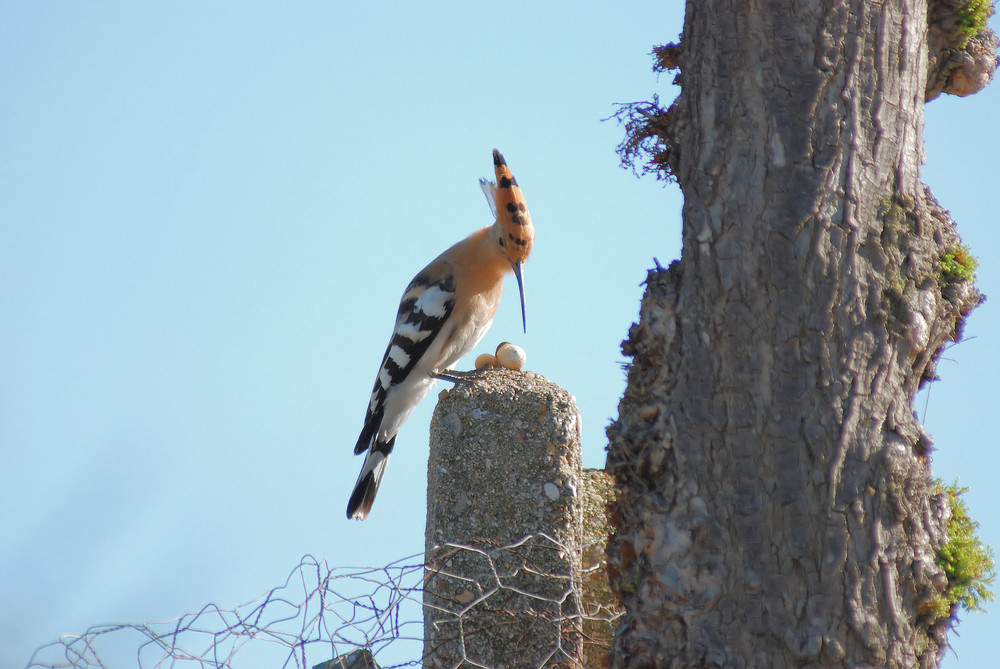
(495, 342, 527, 370)
(475, 353, 499, 369)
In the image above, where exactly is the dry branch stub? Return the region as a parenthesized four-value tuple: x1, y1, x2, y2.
(423, 369, 588, 668)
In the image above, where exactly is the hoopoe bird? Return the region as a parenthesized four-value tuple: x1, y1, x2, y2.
(347, 149, 534, 520)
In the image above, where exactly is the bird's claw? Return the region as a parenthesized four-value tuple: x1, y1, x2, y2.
(431, 369, 488, 384)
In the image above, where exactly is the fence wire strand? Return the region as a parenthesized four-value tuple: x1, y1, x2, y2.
(27, 534, 621, 669)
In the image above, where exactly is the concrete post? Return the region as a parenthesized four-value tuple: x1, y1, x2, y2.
(422, 369, 584, 668)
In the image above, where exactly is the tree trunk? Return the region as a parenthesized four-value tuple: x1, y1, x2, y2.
(605, 1, 985, 667)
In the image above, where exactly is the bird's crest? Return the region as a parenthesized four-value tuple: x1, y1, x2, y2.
(490, 149, 534, 266)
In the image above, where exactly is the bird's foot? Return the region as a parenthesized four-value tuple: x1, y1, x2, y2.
(431, 369, 488, 384)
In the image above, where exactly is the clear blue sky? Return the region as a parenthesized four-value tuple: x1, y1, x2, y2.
(2, 2, 997, 667)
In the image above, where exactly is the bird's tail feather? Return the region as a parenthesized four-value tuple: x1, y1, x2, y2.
(347, 443, 393, 520)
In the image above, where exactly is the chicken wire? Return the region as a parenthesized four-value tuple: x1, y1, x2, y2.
(26, 533, 620, 669)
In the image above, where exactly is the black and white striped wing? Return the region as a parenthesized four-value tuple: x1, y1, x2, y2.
(353, 269, 456, 455)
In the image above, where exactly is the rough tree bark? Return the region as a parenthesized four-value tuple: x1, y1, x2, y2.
(605, 2, 991, 668)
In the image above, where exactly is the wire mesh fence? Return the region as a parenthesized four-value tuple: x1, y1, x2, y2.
(27, 533, 621, 669)
(26, 552, 425, 669)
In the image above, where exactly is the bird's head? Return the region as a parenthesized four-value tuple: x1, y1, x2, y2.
(491, 149, 534, 332)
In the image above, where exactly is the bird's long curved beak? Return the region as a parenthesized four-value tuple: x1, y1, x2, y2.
(512, 260, 527, 333)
